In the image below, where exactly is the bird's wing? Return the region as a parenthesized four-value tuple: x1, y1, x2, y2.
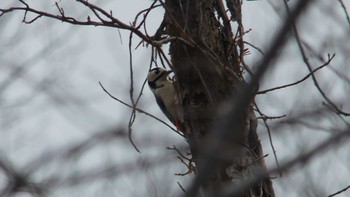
(155, 95, 175, 125)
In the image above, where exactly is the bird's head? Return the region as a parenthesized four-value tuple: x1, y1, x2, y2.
(147, 68, 173, 90)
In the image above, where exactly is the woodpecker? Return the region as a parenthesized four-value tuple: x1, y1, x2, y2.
(147, 67, 181, 130)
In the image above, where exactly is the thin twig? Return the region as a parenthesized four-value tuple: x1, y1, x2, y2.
(99, 82, 184, 137)
(126, 31, 141, 152)
(338, 0, 350, 29)
(156, 47, 174, 69)
(167, 146, 195, 176)
(257, 54, 335, 94)
(256, 115, 286, 121)
(42, 152, 177, 189)
(221, 128, 350, 196)
(323, 102, 350, 128)
(328, 184, 350, 197)
(25, 128, 126, 174)
(133, 1, 160, 29)
(243, 154, 269, 169)
(283, 0, 350, 116)
(243, 41, 264, 56)
(254, 104, 282, 176)
(177, 182, 187, 193)
(302, 40, 350, 85)
(0, 1, 152, 43)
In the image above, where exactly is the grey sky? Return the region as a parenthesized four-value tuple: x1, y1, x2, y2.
(1, 0, 350, 196)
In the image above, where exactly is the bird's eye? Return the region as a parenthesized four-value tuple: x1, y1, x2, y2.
(155, 69, 160, 74)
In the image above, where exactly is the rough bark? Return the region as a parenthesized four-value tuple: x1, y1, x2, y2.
(164, 0, 274, 196)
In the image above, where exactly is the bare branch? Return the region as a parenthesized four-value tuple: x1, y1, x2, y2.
(257, 54, 335, 94)
(254, 104, 282, 176)
(167, 146, 195, 176)
(0, 1, 151, 43)
(99, 82, 184, 137)
(0, 155, 45, 196)
(177, 181, 187, 193)
(24, 128, 126, 176)
(127, 31, 140, 152)
(41, 152, 177, 189)
(156, 47, 174, 70)
(0, 0, 201, 51)
(221, 128, 350, 196)
(338, 0, 350, 29)
(328, 184, 350, 197)
(283, 0, 350, 116)
(243, 41, 264, 56)
(133, 0, 160, 29)
(75, 0, 152, 42)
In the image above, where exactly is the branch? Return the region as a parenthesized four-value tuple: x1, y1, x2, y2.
(98, 82, 184, 138)
(127, 31, 140, 152)
(254, 104, 282, 176)
(283, 0, 350, 116)
(167, 146, 195, 176)
(338, 0, 350, 29)
(75, 0, 149, 40)
(41, 152, 177, 189)
(221, 128, 350, 196)
(328, 184, 350, 197)
(24, 128, 125, 175)
(0, 155, 44, 196)
(0, 0, 198, 51)
(133, 1, 160, 29)
(0, 0, 151, 43)
(257, 54, 335, 94)
(243, 41, 264, 56)
(177, 182, 187, 193)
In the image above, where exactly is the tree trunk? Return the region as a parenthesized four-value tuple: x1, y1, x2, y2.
(164, 0, 274, 196)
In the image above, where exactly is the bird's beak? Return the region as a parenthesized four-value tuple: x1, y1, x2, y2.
(167, 70, 173, 74)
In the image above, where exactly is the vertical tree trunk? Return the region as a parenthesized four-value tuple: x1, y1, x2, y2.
(164, 0, 274, 196)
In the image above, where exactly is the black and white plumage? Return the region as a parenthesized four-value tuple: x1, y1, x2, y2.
(147, 67, 180, 128)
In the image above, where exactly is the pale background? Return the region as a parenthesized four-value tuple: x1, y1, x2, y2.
(1, 0, 350, 196)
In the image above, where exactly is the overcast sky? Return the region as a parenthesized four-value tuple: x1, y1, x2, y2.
(1, 0, 350, 196)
